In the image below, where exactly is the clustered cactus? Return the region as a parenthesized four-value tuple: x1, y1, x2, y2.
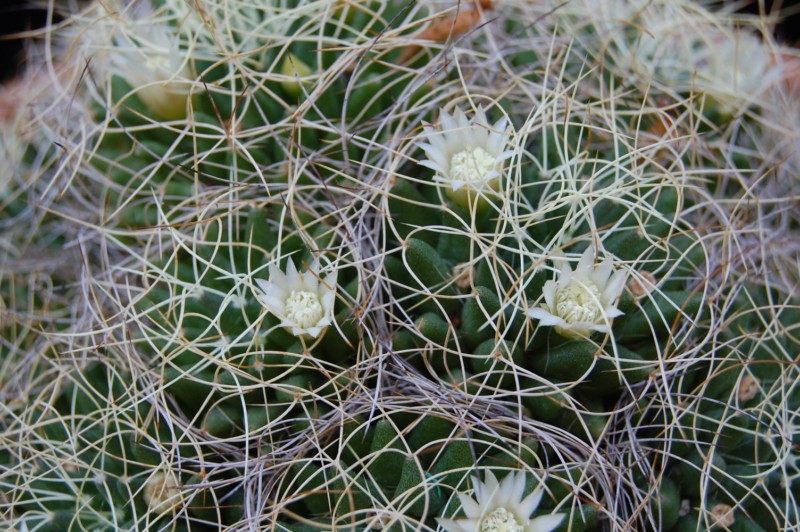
(1, 0, 798, 530)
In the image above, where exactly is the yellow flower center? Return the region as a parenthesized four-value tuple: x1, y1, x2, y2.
(450, 147, 496, 184)
(555, 279, 602, 324)
(284, 290, 324, 329)
(480, 507, 524, 532)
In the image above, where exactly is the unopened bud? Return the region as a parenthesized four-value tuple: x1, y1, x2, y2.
(280, 53, 314, 98)
(629, 271, 656, 298)
(710, 503, 734, 529)
(737, 374, 759, 403)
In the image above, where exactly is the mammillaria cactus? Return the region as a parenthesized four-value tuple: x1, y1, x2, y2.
(1, 0, 798, 530)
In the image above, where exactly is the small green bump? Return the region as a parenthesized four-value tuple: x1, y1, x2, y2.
(164, 365, 217, 411)
(518, 437, 540, 469)
(522, 386, 572, 423)
(672, 512, 700, 532)
(460, 286, 502, 350)
(558, 403, 608, 443)
(245, 405, 281, 433)
(392, 329, 419, 353)
(319, 307, 359, 363)
(541, 467, 582, 509)
(346, 72, 387, 121)
(552, 503, 599, 532)
(129, 440, 161, 467)
(416, 312, 451, 346)
(341, 417, 373, 465)
(407, 414, 457, 453)
(728, 514, 768, 532)
(614, 290, 704, 341)
(223, 487, 246, 524)
(430, 439, 473, 489)
(470, 339, 522, 389)
(656, 477, 681, 530)
(203, 401, 243, 438)
(529, 341, 598, 382)
(274, 373, 319, 405)
(368, 420, 406, 489)
(185, 474, 221, 523)
(674, 449, 727, 498)
(404, 238, 458, 314)
(585, 345, 654, 395)
(392, 457, 430, 518)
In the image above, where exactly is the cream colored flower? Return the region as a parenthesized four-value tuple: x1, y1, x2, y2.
(631, 14, 777, 113)
(438, 470, 564, 532)
(111, 4, 195, 120)
(696, 31, 773, 110)
(527, 246, 625, 340)
(418, 107, 514, 208)
(256, 258, 337, 338)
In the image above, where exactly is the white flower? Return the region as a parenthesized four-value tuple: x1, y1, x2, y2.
(527, 246, 625, 340)
(256, 258, 337, 339)
(110, 4, 195, 119)
(630, 14, 777, 113)
(695, 31, 775, 113)
(418, 107, 514, 208)
(438, 470, 565, 532)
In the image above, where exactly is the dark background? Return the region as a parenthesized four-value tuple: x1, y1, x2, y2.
(0, 1, 798, 83)
(0, 0, 56, 82)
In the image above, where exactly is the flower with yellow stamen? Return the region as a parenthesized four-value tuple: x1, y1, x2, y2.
(418, 106, 514, 209)
(256, 258, 337, 339)
(527, 246, 625, 339)
(438, 470, 565, 532)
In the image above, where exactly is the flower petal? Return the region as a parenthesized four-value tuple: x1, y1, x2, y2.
(518, 486, 545, 518)
(591, 257, 613, 286)
(603, 270, 627, 304)
(321, 294, 336, 315)
(458, 491, 483, 519)
(587, 322, 610, 333)
(527, 513, 566, 532)
(323, 270, 338, 290)
(497, 471, 519, 506)
(255, 277, 273, 295)
(436, 518, 473, 532)
(440, 108, 457, 131)
(541, 280, 557, 310)
(420, 159, 447, 174)
(286, 259, 298, 277)
(304, 326, 323, 338)
(527, 308, 566, 327)
(260, 294, 287, 314)
(304, 260, 320, 293)
(268, 263, 285, 284)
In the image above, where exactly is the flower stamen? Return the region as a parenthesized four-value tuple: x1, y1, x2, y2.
(284, 290, 324, 329)
(526, 246, 625, 339)
(437, 470, 564, 532)
(256, 258, 337, 338)
(450, 147, 497, 185)
(480, 507, 524, 532)
(555, 280, 602, 325)
(417, 106, 513, 209)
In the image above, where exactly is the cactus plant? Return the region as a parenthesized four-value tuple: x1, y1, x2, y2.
(1, 0, 798, 530)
